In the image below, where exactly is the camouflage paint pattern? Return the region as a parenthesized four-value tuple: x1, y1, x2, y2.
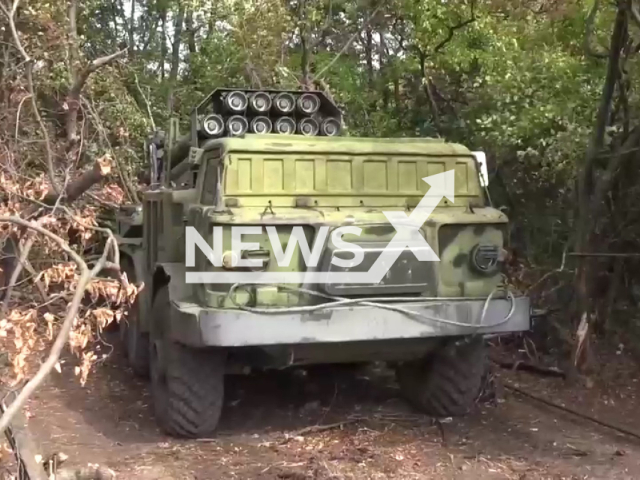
(118, 134, 508, 322)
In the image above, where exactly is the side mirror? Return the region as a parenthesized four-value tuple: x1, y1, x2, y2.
(471, 151, 489, 187)
(145, 130, 165, 190)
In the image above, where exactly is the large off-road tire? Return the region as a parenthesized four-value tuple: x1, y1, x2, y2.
(119, 257, 149, 377)
(123, 297, 149, 377)
(396, 336, 487, 417)
(149, 286, 225, 438)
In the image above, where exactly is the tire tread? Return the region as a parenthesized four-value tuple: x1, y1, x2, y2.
(149, 286, 225, 438)
(397, 337, 487, 417)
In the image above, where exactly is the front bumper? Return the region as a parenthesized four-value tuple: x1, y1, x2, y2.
(167, 296, 531, 348)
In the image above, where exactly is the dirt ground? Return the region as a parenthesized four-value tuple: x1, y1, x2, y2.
(15, 337, 640, 479)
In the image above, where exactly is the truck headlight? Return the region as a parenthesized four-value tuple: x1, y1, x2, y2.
(470, 244, 500, 274)
(222, 250, 240, 269)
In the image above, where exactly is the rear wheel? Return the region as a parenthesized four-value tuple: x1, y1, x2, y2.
(396, 336, 487, 417)
(149, 286, 225, 438)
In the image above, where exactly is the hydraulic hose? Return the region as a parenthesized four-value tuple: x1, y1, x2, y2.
(225, 283, 516, 329)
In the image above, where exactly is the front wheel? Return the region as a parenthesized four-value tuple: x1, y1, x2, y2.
(149, 286, 225, 438)
(118, 258, 148, 376)
(122, 297, 149, 377)
(395, 336, 487, 417)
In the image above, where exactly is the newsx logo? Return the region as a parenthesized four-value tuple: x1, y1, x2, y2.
(185, 170, 455, 284)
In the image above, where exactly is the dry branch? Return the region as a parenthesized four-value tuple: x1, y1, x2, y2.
(584, 0, 609, 59)
(0, 0, 58, 193)
(314, 5, 383, 82)
(65, 48, 128, 144)
(433, 0, 477, 54)
(0, 157, 112, 301)
(0, 0, 29, 62)
(276, 419, 359, 445)
(0, 217, 118, 435)
(45, 156, 112, 206)
(82, 98, 138, 203)
(65, 0, 128, 144)
(1, 234, 38, 318)
(491, 357, 566, 378)
(134, 72, 156, 130)
(1, 391, 47, 480)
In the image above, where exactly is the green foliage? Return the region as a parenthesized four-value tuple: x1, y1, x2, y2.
(14, 0, 629, 265)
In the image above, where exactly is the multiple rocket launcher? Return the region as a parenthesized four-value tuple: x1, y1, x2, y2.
(146, 88, 344, 184)
(197, 89, 342, 139)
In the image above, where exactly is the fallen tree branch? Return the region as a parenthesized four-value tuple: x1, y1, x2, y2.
(0, 217, 117, 435)
(291, 419, 358, 436)
(491, 357, 566, 378)
(276, 419, 360, 444)
(1, 233, 38, 317)
(0, 156, 113, 297)
(1, 391, 47, 480)
(40, 155, 112, 207)
(504, 382, 640, 442)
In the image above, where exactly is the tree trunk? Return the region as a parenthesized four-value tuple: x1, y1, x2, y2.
(186, 8, 196, 54)
(574, 5, 627, 312)
(65, 0, 127, 145)
(301, 35, 311, 90)
(418, 51, 440, 133)
(128, 0, 136, 53)
(299, 0, 312, 90)
(66, 0, 81, 146)
(167, 4, 185, 112)
(365, 24, 374, 89)
(379, 24, 389, 108)
(573, 2, 630, 371)
(160, 7, 167, 80)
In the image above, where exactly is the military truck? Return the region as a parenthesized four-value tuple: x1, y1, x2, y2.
(114, 88, 530, 438)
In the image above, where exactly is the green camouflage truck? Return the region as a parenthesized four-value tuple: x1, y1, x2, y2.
(114, 88, 530, 438)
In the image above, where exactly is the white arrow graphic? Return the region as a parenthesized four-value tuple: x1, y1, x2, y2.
(362, 169, 455, 284)
(399, 169, 455, 227)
